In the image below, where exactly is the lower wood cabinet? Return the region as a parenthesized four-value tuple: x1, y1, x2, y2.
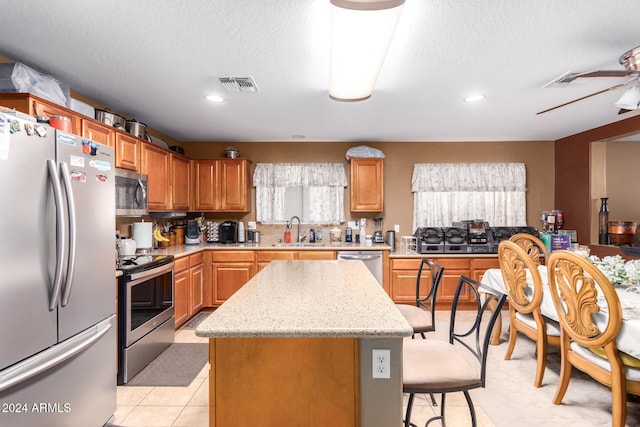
(174, 253, 205, 329)
(255, 250, 336, 272)
(205, 251, 256, 307)
(390, 256, 497, 310)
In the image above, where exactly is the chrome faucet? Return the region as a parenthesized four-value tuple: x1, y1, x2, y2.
(287, 215, 306, 243)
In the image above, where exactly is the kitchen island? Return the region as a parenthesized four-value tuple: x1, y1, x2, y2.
(196, 260, 413, 427)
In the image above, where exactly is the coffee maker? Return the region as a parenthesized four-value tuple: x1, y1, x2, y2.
(185, 220, 200, 245)
(373, 217, 385, 243)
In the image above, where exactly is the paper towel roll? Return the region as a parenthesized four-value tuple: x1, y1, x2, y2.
(132, 221, 153, 249)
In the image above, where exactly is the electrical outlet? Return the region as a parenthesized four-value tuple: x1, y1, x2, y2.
(372, 349, 390, 379)
(247, 221, 257, 230)
(394, 224, 400, 233)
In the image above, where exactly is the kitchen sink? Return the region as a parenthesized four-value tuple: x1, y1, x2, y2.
(271, 242, 326, 247)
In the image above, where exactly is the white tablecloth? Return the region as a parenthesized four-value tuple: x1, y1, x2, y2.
(481, 267, 640, 359)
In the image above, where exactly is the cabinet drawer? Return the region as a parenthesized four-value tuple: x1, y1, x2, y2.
(209, 250, 254, 262)
(434, 258, 471, 270)
(390, 258, 421, 270)
(470, 258, 500, 270)
(189, 252, 204, 267)
(256, 251, 296, 262)
(174, 256, 190, 273)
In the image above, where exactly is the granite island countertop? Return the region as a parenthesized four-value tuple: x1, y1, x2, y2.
(195, 260, 413, 339)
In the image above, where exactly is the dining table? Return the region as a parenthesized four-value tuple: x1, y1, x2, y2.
(481, 265, 640, 359)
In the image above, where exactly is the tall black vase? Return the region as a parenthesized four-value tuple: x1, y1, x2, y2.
(599, 197, 609, 245)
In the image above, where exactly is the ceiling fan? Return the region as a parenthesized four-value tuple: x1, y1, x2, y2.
(537, 46, 640, 115)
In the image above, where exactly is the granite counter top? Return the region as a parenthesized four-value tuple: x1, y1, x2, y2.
(195, 260, 413, 339)
(152, 242, 391, 258)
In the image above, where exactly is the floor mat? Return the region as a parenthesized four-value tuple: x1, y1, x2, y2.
(125, 342, 208, 387)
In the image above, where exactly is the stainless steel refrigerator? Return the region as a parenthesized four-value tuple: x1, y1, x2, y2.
(0, 112, 116, 427)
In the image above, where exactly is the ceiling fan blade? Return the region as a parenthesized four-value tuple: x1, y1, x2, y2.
(536, 83, 626, 115)
(571, 70, 640, 80)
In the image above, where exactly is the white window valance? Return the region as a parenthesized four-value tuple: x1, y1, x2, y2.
(412, 163, 526, 192)
(253, 163, 347, 187)
(253, 163, 347, 224)
(411, 163, 527, 230)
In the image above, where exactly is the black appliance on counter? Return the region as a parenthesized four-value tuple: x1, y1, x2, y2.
(414, 223, 539, 254)
(414, 227, 445, 253)
(218, 221, 238, 244)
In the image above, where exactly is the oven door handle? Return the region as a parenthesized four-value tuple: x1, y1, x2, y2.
(127, 261, 175, 284)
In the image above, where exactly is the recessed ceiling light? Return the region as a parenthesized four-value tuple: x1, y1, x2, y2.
(205, 95, 225, 103)
(291, 134, 306, 139)
(463, 94, 485, 103)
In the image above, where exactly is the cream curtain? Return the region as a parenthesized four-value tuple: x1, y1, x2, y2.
(253, 163, 347, 224)
(411, 163, 527, 231)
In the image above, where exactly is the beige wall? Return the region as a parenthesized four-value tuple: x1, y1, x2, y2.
(183, 140, 555, 237)
(604, 140, 640, 223)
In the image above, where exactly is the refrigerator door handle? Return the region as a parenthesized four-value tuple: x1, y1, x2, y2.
(47, 159, 66, 311)
(0, 317, 113, 393)
(59, 161, 77, 307)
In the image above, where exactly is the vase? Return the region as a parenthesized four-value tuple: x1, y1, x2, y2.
(599, 197, 609, 245)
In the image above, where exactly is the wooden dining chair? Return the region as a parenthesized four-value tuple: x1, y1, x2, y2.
(402, 275, 507, 427)
(509, 232, 550, 265)
(498, 240, 561, 388)
(395, 258, 445, 339)
(547, 250, 640, 427)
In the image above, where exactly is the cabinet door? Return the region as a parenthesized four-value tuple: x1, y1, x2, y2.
(81, 119, 115, 148)
(350, 158, 383, 212)
(219, 159, 249, 212)
(115, 132, 140, 171)
(32, 98, 81, 135)
(171, 154, 191, 211)
(194, 160, 218, 211)
(174, 269, 190, 329)
(389, 259, 432, 304)
(141, 142, 171, 211)
(211, 263, 255, 306)
(190, 263, 204, 315)
(256, 251, 296, 272)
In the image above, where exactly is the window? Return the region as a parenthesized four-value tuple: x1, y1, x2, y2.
(411, 163, 527, 231)
(253, 163, 347, 224)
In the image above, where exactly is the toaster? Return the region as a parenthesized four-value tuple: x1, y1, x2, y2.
(218, 221, 237, 244)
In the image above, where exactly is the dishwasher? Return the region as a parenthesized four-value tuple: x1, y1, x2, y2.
(337, 250, 383, 285)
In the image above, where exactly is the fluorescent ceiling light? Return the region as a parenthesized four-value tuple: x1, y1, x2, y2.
(464, 94, 485, 103)
(205, 95, 225, 103)
(329, 0, 405, 102)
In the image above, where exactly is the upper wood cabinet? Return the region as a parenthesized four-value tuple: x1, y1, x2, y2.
(115, 132, 140, 171)
(171, 154, 191, 211)
(81, 119, 115, 148)
(350, 158, 384, 212)
(141, 142, 171, 211)
(0, 93, 81, 135)
(194, 159, 250, 212)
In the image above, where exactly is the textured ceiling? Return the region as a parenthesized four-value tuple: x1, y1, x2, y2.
(1, 0, 640, 142)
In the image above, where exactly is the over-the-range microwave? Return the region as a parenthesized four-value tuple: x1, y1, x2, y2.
(115, 169, 148, 217)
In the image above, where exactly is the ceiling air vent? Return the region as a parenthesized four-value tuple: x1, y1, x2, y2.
(542, 71, 588, 88)
(218, 76, 259, 92)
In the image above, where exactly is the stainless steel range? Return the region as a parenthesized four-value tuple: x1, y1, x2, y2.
(117, 254, 175, 384)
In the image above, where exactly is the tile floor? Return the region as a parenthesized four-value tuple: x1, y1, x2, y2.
(112, 311, 640, 427)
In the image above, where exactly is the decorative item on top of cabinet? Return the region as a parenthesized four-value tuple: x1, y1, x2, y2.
(350, 157, 384, 212)
(194, 158, 250, 212)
